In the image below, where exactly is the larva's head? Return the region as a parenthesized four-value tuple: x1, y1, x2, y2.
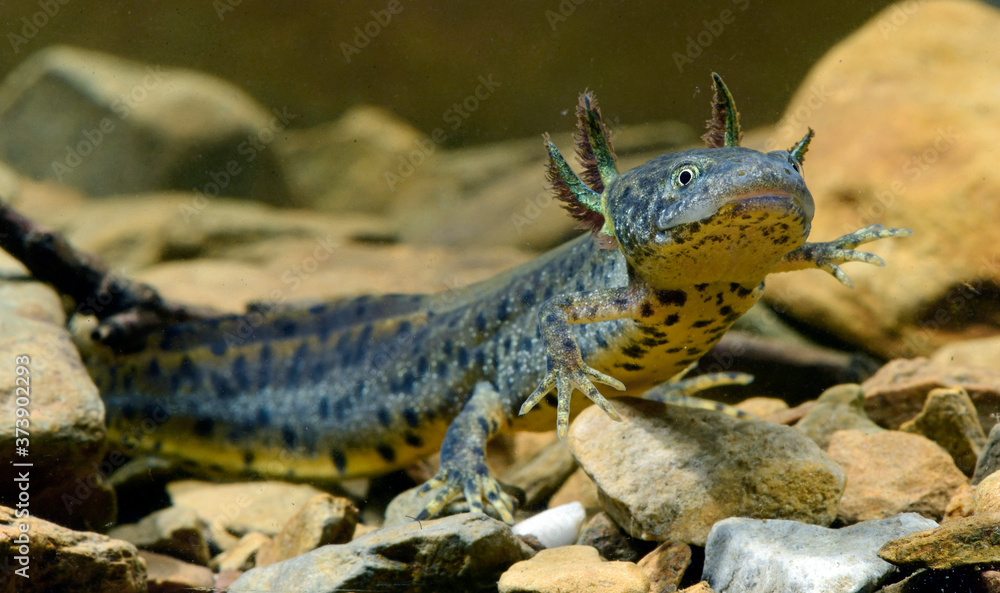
(545, 74, 814, 287)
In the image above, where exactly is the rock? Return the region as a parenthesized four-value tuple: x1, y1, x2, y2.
(568, 397, 844, 545)
(795, 383, 884, 449)
(828, 429, 968, 523)
(0, 46, 295, 205)
(165, 480, 327, 546)
(760, 0, 1000, 358)
(0, 505, 146, 593)
(932, 335, 1000, 371)
(703, 513, 938, 593)
(511, 502, 585, 549)
(230, 513, 533, 593)
(862, 358, 1000, 432)
(974, 424, 1000, 485)
(213, 532, 271, 572)
(255, 494, 359, 567)
(575, 512, 643, 562)
(548, 467, 601, 510)
(682, 583, 717, 593)
(879, 566, 1000, 593)
(275, 105, 425, 213)
(498, 545, 649, 593)
(974, 471, 1000, 516)
(139, 550, 214, 593)
(899, 387, 987, 476)
(763, 400, 816, 426)
(0, 276, 113, 530)
(735, 396, 788, 418)
(107, 505, 211, 565)
(878, 512, 1000, 569)
(943, 484, 975, 523)
(500, 435, 578, 511)
(638, 540, 692, 592)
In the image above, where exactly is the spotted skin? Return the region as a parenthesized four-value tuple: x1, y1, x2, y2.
(91, 82, 911, 524)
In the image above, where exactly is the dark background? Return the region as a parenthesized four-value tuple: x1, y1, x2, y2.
(1, 1, 899, 144)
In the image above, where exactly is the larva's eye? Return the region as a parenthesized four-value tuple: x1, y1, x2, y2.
(672, 164, 699, 188)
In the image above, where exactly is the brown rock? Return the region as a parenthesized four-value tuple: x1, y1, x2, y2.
(108, 505, 212, 565)
(975, 424, 1000, 485)
(276, 105, 424, 214)
(637, 540, 692, 592)
(231, 513, 533, 592)
(498, 545, 649, 593)
(943, 484, 975, 523)
(760, 0, 1000, 358)
(0, 276, 113, 530)
(681, 583, 717, 593)
(568, 397, 844, 545)
(828, 429, 968, 523)
(0, 45, 295, 205)
(862, 358, 1000, 432)
(795, 383, 884, 449)
(140, 550, 214, 593)
(899, 387, 987, 475)
(165, 480, 327, 545)
(0, 505, 146, 593)
(212, 532, 272, 572)
(974, 471, 1000, 516)
(255, 494, 359, 567)
(575, 512, 642, 562)
(932, 335, 1000, 371)
(548, 467, 600, 511)
(735, 396, 788, 418)
(500, 434, 577, 511)
(878, 513, 1000, 569)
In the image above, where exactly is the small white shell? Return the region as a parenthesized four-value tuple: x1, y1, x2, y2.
(512, 502, 586, 548)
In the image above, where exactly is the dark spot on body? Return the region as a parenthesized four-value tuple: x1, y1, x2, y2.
(377, 407, 392, 427)
(210, 372, 234, 399)
(478, 417, 490, 435)
(594, 332, 609, 349)
(719, 305, 733, 316)
(243, 450, 254, 465)
(405, 432, 424, 448)
(282, 426, 297, 449)
(621, 344, 646, 358)
(331, 449, 347, 473)
(416, 356, 428, 375)
(377, 443, 396, 463)
(656, 290, 687, 306)
(617, 362, 644, 371)
(640, 302, 654, 318)
(232, 355, 250, 392)
(665, 313, 680, 326)
(522, 289, 536, 307)
(443, 339, 454, 356)
(497, 299, 510, 321)
(520, 337, 534, 352)
(193, 417, 214, 436)
(209, 341, 227, 356)
(400, 370, 416, 393)
(287, 342, 309, 385)
(692, 319, 714, 328)
(695, 283, 710, 292)
(397, 320, 412, 336)
(475, 312, 487, 332)
(333, 399, 347, 422)
(402, 407, 419, 428)
(257, 344, 272, 389)
(457, 346, 469, 366)
(279, 320, 298, 336)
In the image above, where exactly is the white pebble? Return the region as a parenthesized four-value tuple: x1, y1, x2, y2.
(512, 502, 586, 548)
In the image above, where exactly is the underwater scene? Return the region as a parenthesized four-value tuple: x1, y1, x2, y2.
(0, 1, 999, 591)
